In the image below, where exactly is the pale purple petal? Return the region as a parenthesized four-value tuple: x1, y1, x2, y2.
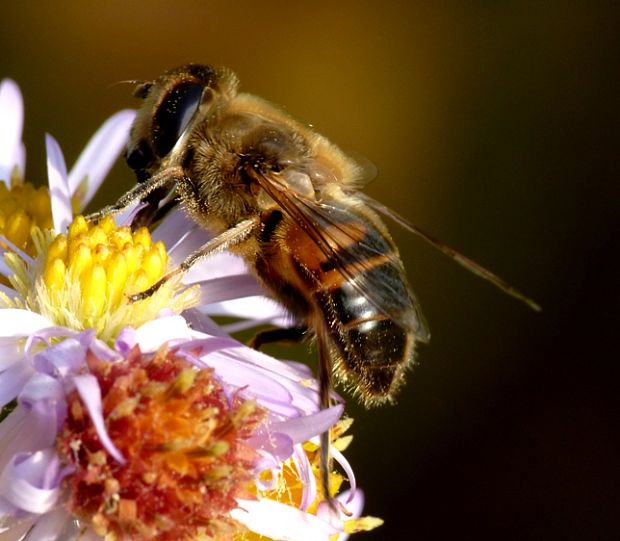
(114, 326, 137, 354)
(113, 201, 141, 228)
(333, 490, 365, 541)
(0, 339, 24, 371)
(331, 446, 356, 501)
(72, 374, 125, 464)
(26, 508, 74, 541)
(205, 296, 291, 329)
(0, 79, 24, 183)
(250, 430, 294, 463)
(153, 212, 248, 272)
(194, 275, 266, 304)
(152, 211, 200, 256)
(0, 405, 28, 468)
(0, 361, 32, 408)
(196, 336, 310, 381)
(0, 449, 61, 514)
(269, 405, 344, 445)
(76, 331, 117, 363)
(32, 337, 88, 378)
(0, 309, 53, 338)
(314, 501, 344, 536)
(181, 252, 249, 283)
(23, 328, 81, 366)
(19, 373, 64, 407)
(181, 308, 229, 337)
(67, 109, 136, 207)
(231, 498, 339, 541)
(134, 314, 199, 352)
(45, 134, 72, 233)
(193, 349, 311, 417)
(211, 344, 325, 408)
(0, 406, 58, 471)
(293, 444, 317, 511)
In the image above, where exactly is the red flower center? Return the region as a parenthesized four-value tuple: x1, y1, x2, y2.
(58, 345, 264, 541)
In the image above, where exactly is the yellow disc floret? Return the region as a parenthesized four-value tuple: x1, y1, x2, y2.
(0, 180, 53, 254)
(1, 215, 197, 343)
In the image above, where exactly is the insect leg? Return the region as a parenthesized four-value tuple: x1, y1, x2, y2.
(249, 326, 308, 349)
(85, 166, 185, 222)
(129, 217, 259, 302)
(317, 330, 336, 509)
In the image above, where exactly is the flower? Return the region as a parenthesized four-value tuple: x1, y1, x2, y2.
(1, 215, 196, 343)
(0, 77, 136, 245)
(0, 316, 377, 540)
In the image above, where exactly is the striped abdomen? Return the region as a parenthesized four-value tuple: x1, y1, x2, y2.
(256, 202, 425, 406)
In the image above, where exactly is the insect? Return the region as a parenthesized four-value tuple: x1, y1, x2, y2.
(88, 64, 539, 500)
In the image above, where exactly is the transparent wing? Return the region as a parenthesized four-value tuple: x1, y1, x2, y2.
(250, 169, 430, 343)
(356, 192, 541, 312)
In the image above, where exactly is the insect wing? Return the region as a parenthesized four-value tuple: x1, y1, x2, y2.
(251, 169, 430, 343)
(357, 192, 542, 312)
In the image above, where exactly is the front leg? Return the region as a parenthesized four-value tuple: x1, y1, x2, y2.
(86, 166, 185, 222)
(129, 217, 260, 302)
(249, 326, 309, 350)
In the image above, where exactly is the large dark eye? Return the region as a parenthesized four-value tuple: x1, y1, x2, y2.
(152, 82, 203, 157)
(125, 139, 153, 171)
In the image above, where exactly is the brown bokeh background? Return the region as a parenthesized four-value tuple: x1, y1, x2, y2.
(2, 2, 618, 539)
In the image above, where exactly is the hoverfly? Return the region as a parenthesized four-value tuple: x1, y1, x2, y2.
(88, 64, 539, 502)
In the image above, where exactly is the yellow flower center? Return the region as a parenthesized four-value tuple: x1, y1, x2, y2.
(0, 180, 53, 254)
(43, 215, 168, 314)
(1, 215, 197, 343)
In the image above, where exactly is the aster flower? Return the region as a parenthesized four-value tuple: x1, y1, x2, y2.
(0, 76, 381, 539)
(0, 77, 135, 254)
(0, 316, 379, 540)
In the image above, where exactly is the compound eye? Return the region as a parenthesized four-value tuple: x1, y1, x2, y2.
(125, 139, 153, 171)
(152, 82, 203, 157)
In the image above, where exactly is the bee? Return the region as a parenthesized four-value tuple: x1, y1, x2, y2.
(88, 64, 539, 499)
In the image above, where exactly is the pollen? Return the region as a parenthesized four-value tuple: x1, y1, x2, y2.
(1, 215, 197, 343)
(58, 346, 264, 541)
(0, 180, 52, 256)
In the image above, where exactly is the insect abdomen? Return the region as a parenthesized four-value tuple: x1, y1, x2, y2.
(321, 263, 415, 404)
(282, 203, 418, 405)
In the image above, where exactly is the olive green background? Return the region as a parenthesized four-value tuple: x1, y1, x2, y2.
(2, 2, 618, 539)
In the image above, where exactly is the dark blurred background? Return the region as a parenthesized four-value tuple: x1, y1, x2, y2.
(2, 2, 618, 539)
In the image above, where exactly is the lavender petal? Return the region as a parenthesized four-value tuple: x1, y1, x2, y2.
(270, 405, 344, 445)
(0, 449, 61, 514)
(0, 361, 32, 408)
(68, 109, 136, 208)
(0, 309, 52, 338)
(231, 498, 339, 541)
(45, 134, 72, 234)
(0, 79, 24, 183)
(72, 374, 125, 465)
(32, 338, 88, 378)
